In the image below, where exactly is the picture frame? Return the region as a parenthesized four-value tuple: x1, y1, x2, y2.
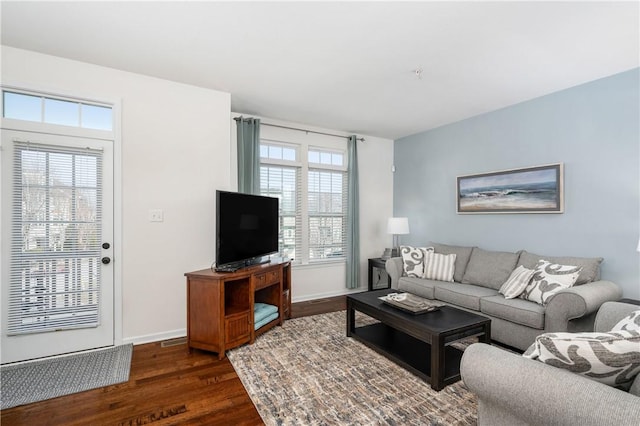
(457, 163, 564, 214)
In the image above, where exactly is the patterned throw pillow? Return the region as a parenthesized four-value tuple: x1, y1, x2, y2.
(521, 260, 582, 305)
(499, 265, 535, 299)
(612, 310, 640, 332)
(422, 251, 456, 282)
(400, 246, 434, 278)
(523, 330, 640, 390)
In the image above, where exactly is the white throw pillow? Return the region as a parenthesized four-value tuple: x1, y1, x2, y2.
(400, 246, 434, 278)
(523, 330, 640, 390)
(612, 310, 640, 332)
(422, 251, 456, 282)
(521, 260, 582, 305)
(499, 265, 535, 299)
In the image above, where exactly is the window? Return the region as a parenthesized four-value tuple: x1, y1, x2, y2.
(260, 164, 300, 261)
(3, 90, 113, 131)
(307, 149, 347, 260)
(8, 142, 103, 335)
(259, 141, 348, 264)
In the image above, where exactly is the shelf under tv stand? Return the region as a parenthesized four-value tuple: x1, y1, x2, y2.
(184, 260, 291, 359)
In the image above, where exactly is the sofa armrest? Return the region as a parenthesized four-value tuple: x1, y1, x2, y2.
(385, 257, 403, 290)
(461, 343, 640, 426)
(544, 280, 622, 332)
(594, 301, 639, 332)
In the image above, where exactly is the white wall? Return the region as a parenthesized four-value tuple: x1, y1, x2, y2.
(1, 46, 394, 348)
(1, 46, 231, 344)
(231, 114, 395, 301)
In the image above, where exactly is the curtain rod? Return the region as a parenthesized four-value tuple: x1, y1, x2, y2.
(234, 117, 365, 142)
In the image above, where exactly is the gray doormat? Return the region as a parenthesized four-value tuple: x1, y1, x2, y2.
(1, 344, 133, 409)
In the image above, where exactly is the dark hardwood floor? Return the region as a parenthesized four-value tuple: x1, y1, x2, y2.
(291, 294, 346, 318)
(1, 296, 347, 425)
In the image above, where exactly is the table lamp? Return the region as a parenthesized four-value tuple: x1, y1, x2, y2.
(381, 217, 410, 259)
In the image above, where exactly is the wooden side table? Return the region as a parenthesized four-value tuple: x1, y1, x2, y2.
(368, 258, 391, 291)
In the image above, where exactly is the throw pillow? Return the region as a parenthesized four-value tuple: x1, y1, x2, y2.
(523, 330, 640, 390)
(499, 265, 535, 299)
(400, 246, 434, 278)
(612, 310, 640, 332)
(521, 260, 582, 305)
(422, 251, 456, 282)
(429, 242, 474, 283)
(517, 251, 603, 285)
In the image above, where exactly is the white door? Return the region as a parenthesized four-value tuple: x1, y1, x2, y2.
(1, 129, 114, 363)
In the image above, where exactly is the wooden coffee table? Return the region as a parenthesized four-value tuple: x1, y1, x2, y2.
(346, 289, 491, 391)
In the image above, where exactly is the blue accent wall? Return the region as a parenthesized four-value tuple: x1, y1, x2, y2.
(394, 68, 639, 298)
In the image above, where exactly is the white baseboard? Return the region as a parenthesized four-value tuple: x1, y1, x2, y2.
(123, 328, 186, 346)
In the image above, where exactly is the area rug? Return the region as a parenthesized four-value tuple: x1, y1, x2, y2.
(1, 344, 133, 409)
(228, 311, 477, 425)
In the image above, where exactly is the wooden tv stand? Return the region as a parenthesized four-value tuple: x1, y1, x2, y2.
(184, 260, 291, 359)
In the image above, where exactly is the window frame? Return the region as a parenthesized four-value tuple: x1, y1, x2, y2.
(259, 139, 349, 266)
(1, 87, 114, 142)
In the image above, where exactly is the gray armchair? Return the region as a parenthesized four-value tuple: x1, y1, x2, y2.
(460, 301, 640, 426)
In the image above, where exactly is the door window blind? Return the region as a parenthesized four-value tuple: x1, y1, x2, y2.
(8, 141, 103, 335)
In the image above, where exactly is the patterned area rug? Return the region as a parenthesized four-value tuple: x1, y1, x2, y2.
(228, 311, 477, 425)
(0, 344, 133, 409)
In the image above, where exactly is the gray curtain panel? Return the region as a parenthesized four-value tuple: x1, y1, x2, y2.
(236, 117, 261, 194)
(346, 135, 360, 289)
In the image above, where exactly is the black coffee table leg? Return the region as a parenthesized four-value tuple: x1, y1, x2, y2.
(346, 299, 355, 337)
(431, 334, 445, 391)
(479, 323, 491, 344)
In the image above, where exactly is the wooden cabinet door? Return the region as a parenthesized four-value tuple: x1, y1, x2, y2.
(225, 311, 251, 348)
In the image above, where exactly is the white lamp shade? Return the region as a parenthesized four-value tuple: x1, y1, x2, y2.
(637, 238, 640, 252)
(387, 217, 410, 235)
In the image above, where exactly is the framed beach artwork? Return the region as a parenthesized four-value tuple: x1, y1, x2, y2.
(457, 163, 564, 214)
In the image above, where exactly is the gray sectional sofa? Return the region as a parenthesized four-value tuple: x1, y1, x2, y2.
(385, 242, 622, 350)
(460, 301, 640, 425)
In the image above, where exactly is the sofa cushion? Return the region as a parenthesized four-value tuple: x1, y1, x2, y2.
(461, 248, 520, 290)
(397, 277, 437, 299)
(523, 330, 640, 391)
(429, 242, 474, 283)
(521, 260, 582, 305)
(630, 374, 640, 397)
(499, 265, 535, 299)
(517, 251, 602, 285)
(400, 245, 434, 278)
(422, 251, 456, 282)
(481, 295, 546, 329)
(434, 283, 499, 311)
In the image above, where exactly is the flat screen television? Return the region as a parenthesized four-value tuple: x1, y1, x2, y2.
(215, 190, 279, 272)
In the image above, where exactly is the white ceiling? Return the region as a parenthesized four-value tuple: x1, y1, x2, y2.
(1, 1, 638, 140)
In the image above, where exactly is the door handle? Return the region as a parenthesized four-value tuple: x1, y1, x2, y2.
(101, 257, 111, 265)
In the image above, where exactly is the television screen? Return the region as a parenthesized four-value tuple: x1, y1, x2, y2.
(216, 190, 279, 270)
